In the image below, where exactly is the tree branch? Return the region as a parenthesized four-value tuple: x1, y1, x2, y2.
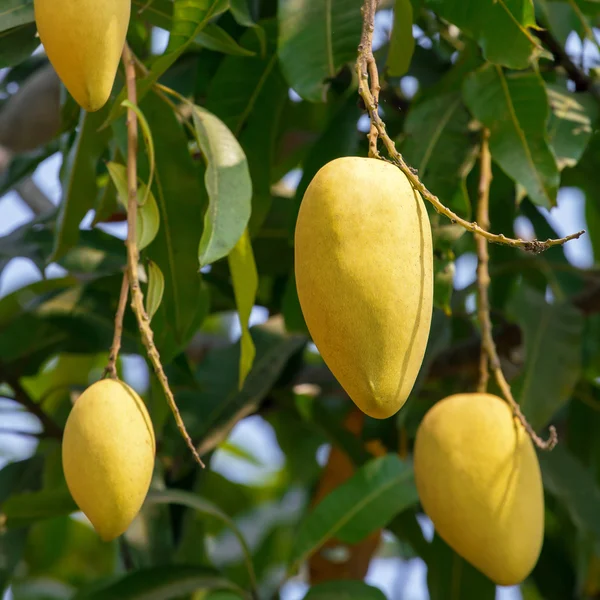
(356, 0, 584, 252)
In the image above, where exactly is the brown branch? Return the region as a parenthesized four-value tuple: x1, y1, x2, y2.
(355, 0, 584, 252)
(0, 371, 63, 439)
(474, 130, 557, 451)
(121, 44, 205, 468)
(104, 272, 129, 379)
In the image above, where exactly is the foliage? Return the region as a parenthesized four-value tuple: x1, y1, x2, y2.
(0, 0, 600, 598)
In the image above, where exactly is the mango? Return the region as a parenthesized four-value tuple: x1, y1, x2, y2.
(294, 157, 433, 419)
(413, 393, 544, 585)
(62, 379, 155, 541)
(34, 0, 130, 112)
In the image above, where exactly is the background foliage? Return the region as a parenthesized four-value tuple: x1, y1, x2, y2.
(1, 0, 600, 598)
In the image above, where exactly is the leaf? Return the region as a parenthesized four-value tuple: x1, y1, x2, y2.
(193, 105, 253, 267)
(132, 0, 173, 30)
(0, 23, 38, 67)
(463, 64, 560, 208)
(50, 106, 111, 261)
(304, 581, 386, 600)
(433, 255, 455, 316)
(228, 229, 258, 388)
(72, 566, 245, 600)
(425, 0, 540, 69)
(277, 0, 363, 102)
(145, 259, 165, 322)
(546, 82, 598, 170)
(386, 0, 415, 77)
(102, 0, 227, 127)
(195, 23, 256, 56)
(106, 161, 161, 250)
(507, 285, 583, 429)
(289, 455, 418, 570)
(538, 444, 600, 541)
(0, 0, 34, 30)
(426, 533, 496, 599)
(1, 488, 77, 528)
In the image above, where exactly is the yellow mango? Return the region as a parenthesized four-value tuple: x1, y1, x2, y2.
(294, 157, 433, 419)
(413, 393, 544, 585)
(34, 0, 130, 112)
(62, 379, 155, 541)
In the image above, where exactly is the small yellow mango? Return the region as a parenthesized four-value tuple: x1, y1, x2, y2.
(62, 379, 155, 541)
(294, 157, 433, 419)
(413, 393, 544, 586)
(34, 0, 130, 112)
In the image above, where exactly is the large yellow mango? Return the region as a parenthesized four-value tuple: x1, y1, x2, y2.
(62, 379, 155, 541)
(34, 0, 130, 112)
(294, 157, 433, 419)
(413, 393, 544, 585)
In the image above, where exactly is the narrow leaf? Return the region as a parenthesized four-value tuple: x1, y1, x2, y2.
(0, 0, 34, 31)
(463, 64, 560, 208)
(145, 259, 165, 322)
(193, 105, 253, 267)
(290, 455, 418, 570)
(195, 23, 256, 56)
(228, 229, 258, 388)
(304, 581, 386, 600)
(386, 0, 414, 77)
(1, 488, 77, 528)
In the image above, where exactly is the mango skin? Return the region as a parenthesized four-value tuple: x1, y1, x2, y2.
(62, 379, 156, 541)
(34, 0, 130, 112)
(413, 393, 544, 586)
(294, 157, 433, 419)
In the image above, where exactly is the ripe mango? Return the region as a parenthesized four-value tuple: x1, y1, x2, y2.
(62, 379, 155, 541)
(413, 393, 544, 585)
(294, 157, 433, 419)
(34, 0, 130, 112)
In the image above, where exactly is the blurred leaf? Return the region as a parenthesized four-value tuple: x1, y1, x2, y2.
(0, 0, 34, 30)
(463, 64, 560, 208)
(507, 285, 583, 429)
(289, 455, 418, 570)
(546, 83, 598, 171)
(193, 105, 252, 267)
(426, 0, 539, 69)
(50, 106, 111, 261)
(386, 0, 414, 77)
(426, 533, 496, 599)
(536, 0, 586, 46)
(1, 489, 77, 528)
(145, 259, 165, 322)
(304, 581, 386, 600)
(106, 161, 160, 250)
(227, 229, 258, 388)
(277, 0, 362, 101)
(229, 0, 257, 26)
(132, 0, 173, 30)
(195, 23, 256, 56)
(72, 566, 245, 599)
(0, 23, 38, 68)
(433, 255, 455, 316)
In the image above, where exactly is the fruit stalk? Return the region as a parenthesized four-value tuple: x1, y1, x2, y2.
(104, 271, 129, 379)
(121, 43, 205, 468)
(475, 129, 557, 451)
(355, 0, 584, 253)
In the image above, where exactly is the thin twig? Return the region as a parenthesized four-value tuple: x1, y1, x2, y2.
(476, 130, 491, 393)
(0, 370, 63, 439)
(121, 43, 205, 468)
(356, 0, 584, 252)
(104, 272, 129, 379)
(474, 131, 557, 450)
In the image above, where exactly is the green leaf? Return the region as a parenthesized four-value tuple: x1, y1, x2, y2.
(195, 23, 256, 56)
(193, 105, 253, 267)
(145, 259, 165, 323)
(132, 0, 173, 30)
(538, 444, 600, 541)
(433, 255, 455, 316)
(304, 581, 387, 600)
(1, 488, 77, 528)
(50, 106, 111, 262)
(463, 64, 560, 208)
(386, 0, 415, 77)
(289, 455, 418, 570)
(401, 90, 475, 218)
(72, 566, 245, 600)
(229, 0, 257, 27)
(228, 229, 258, 388)
(426, 0, 540, 69)
(507, 285, 583, 429)
(426, 533, 496, 599)
(0, 23, 38, 67)
(106, 161, 161, 251)
(546, 82, 598, 171)
(0, 0, 34, 30)
(277, 0, 363, 101)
